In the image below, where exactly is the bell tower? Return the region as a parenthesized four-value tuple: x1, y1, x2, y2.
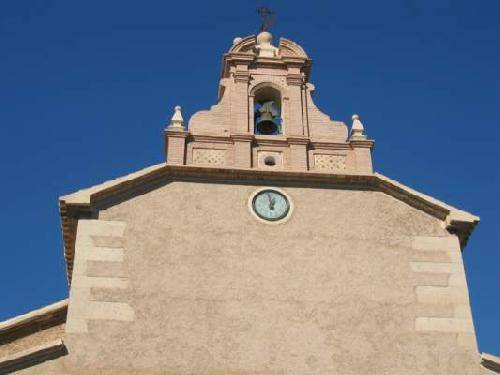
(164, 31, 374, 174)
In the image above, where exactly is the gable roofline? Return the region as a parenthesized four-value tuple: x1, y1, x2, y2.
(59, 164, 479, 285)
(0, 299, 67, 337)
(0, 299, 68, 373)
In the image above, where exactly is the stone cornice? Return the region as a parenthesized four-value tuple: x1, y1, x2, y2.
(190, 134, 232, 144)
(349, 139, 375, 149)
(254, 57, 286, 67)
(191, 134, 316, 147)
(222, 52, 254, 78)
(225, 52, 254, 61)
(233, 70, 250, 83)
(59, 164, 479, 285)
(164, 128, 188, 137)
(286, 136, 310, 145)
(286, 74, 304, 86)
(281, 56, 310, 65)
(283, 57, 311, 80)
(230, 134, 254, 142)
(310, 142, 351, 150)
(254, 135, 289, 147)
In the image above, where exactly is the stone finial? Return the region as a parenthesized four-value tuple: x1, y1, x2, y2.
(232, 37, 243, 46)
(350, 114, 366, 140)
(255, 31, 279, 58)
(168, 105, 185, 129)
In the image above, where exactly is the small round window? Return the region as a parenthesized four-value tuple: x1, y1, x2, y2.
(264, 156, 276, 166)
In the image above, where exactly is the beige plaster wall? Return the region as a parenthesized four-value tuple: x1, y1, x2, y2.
(58, 180, 484, 374)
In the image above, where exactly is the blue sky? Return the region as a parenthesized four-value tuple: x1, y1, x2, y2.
(1, 0, 499, 354)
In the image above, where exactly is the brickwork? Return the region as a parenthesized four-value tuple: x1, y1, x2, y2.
(352, 145, 373, 174)
(288, 142, 308, 171)
(231, 72, 250, 134)
(165, 32, 374, 175)
(165, 132, 187, 165)
(284, 82, 305, 136)
(230, 134, 253, 169)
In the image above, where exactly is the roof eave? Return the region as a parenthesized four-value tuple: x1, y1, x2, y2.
(0, 299, 68, 337)
(482, 353, 500, 373)
(59, 164, 480, 286)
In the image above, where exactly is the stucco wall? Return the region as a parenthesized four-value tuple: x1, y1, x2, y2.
(58, 180, 484, 374)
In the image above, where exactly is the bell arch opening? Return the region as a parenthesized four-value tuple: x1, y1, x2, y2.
(253, 86, 282, 135)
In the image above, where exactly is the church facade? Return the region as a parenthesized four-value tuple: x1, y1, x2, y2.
(0, 31, 498, 374)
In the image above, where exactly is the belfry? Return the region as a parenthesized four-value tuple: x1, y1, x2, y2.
(165, 31, 373, 174)
(1, 30, 498, 375)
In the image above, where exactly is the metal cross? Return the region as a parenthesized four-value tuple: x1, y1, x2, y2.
(257, 6, 274, 32)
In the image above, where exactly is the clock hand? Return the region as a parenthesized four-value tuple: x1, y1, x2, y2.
(270, 197, 276, 210)
(266, 193, 273, 205)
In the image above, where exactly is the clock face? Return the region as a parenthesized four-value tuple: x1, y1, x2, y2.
(252, 189, 290, 221)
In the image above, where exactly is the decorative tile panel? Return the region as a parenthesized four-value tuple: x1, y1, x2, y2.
(192, 149, 226, 166)
(314, 154, 346, 172)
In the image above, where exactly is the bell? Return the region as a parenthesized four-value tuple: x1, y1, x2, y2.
(256, 112, 279, 135)
(256, 101, 280, 135)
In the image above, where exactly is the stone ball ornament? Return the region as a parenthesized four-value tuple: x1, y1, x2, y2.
(256, 31, 273, 45)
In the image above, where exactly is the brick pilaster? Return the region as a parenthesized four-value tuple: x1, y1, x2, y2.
(287, 136, 309, 171)
(165, 129, 188, 165)
(231, 134, 253, 169)
(350, 139, 374, 174)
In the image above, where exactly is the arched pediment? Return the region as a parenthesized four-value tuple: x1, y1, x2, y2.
(228, 35, 256, 54)
(228, 35, 309, 59)
(279, 37, 309, 58)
